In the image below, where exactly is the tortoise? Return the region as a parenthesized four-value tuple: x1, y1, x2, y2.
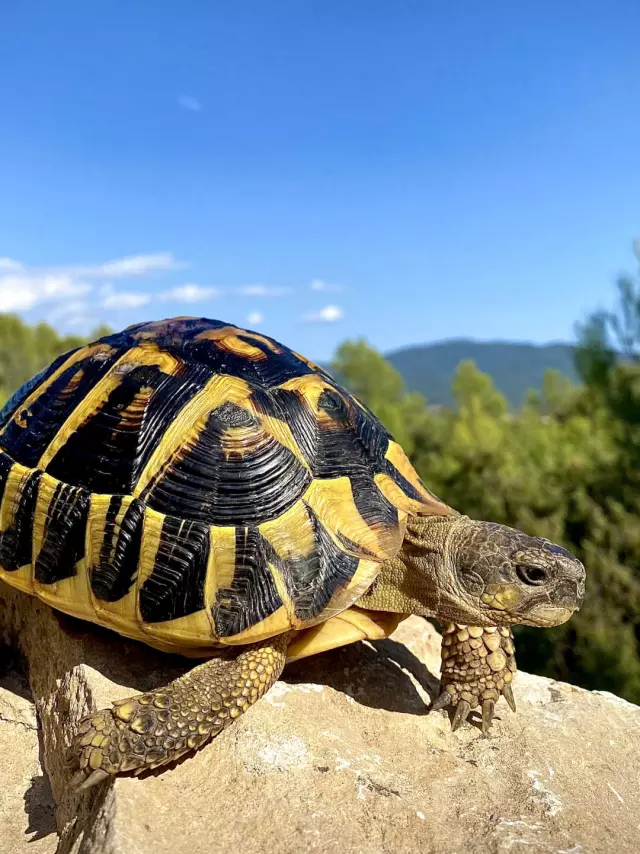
(0, 317, 585, 789)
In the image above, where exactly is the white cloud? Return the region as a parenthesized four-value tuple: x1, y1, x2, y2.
(0, 252, 183, 317)
(0, 257, 24, 273)
(178, 94, 203, 112)
(247, 311, 263, 326)
(302, 304, 344, 323)
(65, 315, 93, 328)
(73, 252, 182, 279)
(0, 272, 91, 313)
(310, 278, 341, 293)
(42, 275, 91, 298)
(236, 284, 291, 297)
(161, 283, 220, 302)
(633, 237, 640, 263)
(48, 300, 90, 322)
(100, 284, 150, 309)
(48, 300, 98, 331)
(0, 276, 40, 311)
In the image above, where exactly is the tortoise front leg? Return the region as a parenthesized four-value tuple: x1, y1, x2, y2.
(70, 633, 292, 790)
(431, 623, 517, 732)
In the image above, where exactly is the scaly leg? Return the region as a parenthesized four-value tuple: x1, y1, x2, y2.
(431, 623, 517, 732)
(70, 633, 291, 790)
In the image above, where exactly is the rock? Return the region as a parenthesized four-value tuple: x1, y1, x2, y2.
(0, 654, 57, 854)
(1, 582, 640, 854)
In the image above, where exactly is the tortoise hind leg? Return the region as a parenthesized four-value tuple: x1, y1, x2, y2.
(70, 633, 292, 790)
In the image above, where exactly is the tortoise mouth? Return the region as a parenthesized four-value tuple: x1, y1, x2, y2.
(519, 573, 584, 626)
(525, 603, 576, 627)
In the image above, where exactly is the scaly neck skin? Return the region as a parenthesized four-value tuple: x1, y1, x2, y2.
(356, 513, 460, 617)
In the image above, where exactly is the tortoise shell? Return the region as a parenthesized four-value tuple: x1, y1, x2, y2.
(0, 317, 449, 654)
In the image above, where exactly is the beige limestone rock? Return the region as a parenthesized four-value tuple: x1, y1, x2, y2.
(0, 660, 57, 854)
(1, 581, 640, 854)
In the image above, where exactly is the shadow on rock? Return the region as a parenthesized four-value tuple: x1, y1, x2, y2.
(24, 773, 57, 841)
(31, 606, 441, 717)
(285, 637, 440, 715)
(0, 643, 33, 701)
(53, 610, 192, 692)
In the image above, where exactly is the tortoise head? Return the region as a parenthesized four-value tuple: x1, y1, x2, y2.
(442, 518, 585, 628)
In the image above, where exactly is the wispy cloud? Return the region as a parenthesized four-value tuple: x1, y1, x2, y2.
(236, 284, 291, 297)
(1, 253, 339, 339)
(0, 272, 91, 312)
(0, 257, 24, 273)
(99, 284, 151, 309)
(178, 94, 203, 112)
(72, 253, 183, 279)
(48, 299, 99, 330)
(302, 304, 344, 323)
(0, 277, 43, 312)
(0, 252, 184, 317)
(309, 278, 342, 293)
(161, 283, 220, 302)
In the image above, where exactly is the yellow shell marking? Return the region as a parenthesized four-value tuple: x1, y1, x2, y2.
(133, 373, 253, 496)
(37, 344, 181, 469)
(0, 462, 35, 592)
(286, 607, 406, 662)
(384, 440, 450, 513)
(243, 401, 310, 469)
(308, 557, 382, 628)
(0, 343, 116, 442)
(304, 476, 404, 561)
(194, 326, 283, 360)
(278, 373, 335, 409)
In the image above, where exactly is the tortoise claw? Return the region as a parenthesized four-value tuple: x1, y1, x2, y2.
(451, 700, 471, 732)
(503, 683, 517, 713)
(70, 768, 111, 792)
(481, 698, 495, 733)
(430, 691, 452, 712)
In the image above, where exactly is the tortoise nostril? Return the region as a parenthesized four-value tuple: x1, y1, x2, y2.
(516, 564, 548, 586)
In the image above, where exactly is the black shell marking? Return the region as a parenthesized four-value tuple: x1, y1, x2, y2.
(34, 482, 90, 584)
(139, 517, 210, 623)
(252, 386, 399, 531)
(213, 527, 284, 637)
(90, 496, 145, 601)
(276, 504, 360, 621)
(45, 361, 215, 493)
(0, 348, 81, 429)
(102, 318, 317, 390)
(141, 405, 312, 526)
(0, 469, 42, 571)
(0, 350, 121, 469)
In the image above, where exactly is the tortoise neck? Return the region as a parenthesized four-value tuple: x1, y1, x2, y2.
(355, 513, 462, 616)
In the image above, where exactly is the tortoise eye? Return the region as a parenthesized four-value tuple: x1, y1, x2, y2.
(516, 564, 548, 586)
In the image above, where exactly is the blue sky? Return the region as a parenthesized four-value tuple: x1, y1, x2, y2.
(1, 1, 639, 360)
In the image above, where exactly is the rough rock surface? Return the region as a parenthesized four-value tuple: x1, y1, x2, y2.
(1, 583, 639, 854)
(0, 656, 57, 854)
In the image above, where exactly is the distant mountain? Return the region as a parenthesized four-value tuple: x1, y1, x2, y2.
(385, 339, 579, 407)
